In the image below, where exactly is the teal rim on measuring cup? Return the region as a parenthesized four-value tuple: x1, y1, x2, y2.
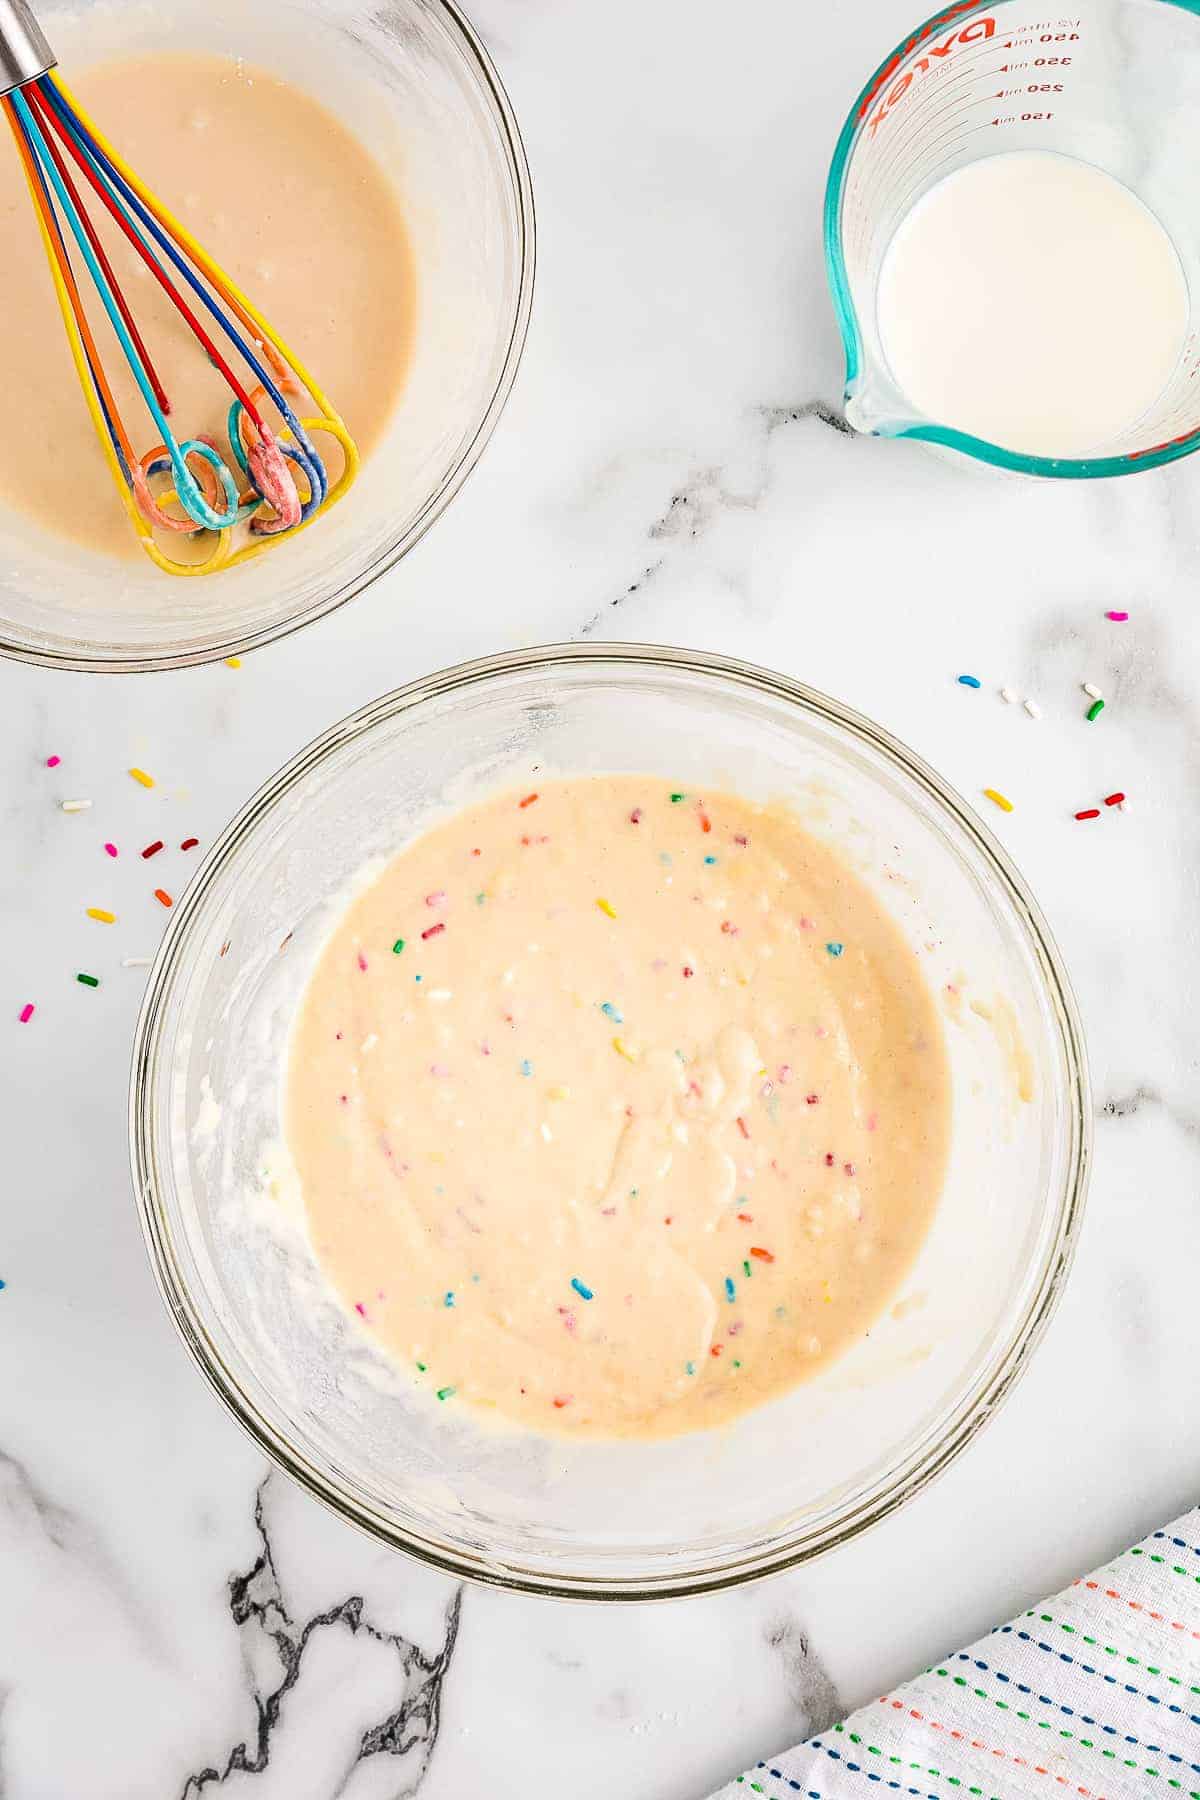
(824, 0, 1200, 478)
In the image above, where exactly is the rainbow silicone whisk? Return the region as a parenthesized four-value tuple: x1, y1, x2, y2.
(0, 0, 359, 576)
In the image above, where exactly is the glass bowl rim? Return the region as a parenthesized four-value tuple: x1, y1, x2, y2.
(128, 641, 1092, 1600)
(0, 0, 537, 675)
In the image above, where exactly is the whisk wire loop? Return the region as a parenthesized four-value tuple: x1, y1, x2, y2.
(0, 61, 358, 572)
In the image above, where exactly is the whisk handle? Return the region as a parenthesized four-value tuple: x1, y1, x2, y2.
(0, 0, 54, 98)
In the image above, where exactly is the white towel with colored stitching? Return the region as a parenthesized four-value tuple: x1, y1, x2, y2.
(710, 1508, 1200, 1800)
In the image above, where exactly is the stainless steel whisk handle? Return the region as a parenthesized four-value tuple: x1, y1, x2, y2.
(0, 0, 55, 98)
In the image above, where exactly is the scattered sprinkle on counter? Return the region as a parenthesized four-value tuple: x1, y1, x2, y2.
(1086, 698, 1105, 722)
(128, 767, 155, 788)
(153, 888, 173, 908)
(45, 753, 60, 768)
(957, 674, 981, 688)
(86, 907, 116, 924)
(1105, 610, 1129, 621)
(142, 840, 164, 859)
(1022, 698, 1041, 720)
(61, 798, 91, 813)
(983, 788, 1014, 813)
(18, 1003, 34, 1024)
(76, 972, 99, 988)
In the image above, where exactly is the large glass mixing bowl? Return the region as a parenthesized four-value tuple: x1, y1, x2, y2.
(0, 0, 534, 671)
(130, 645, 1090, 1598)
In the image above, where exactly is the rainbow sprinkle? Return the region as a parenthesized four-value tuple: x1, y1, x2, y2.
(612, 1036, 637, 1062)
(392, 938, 406, 955)
(153, 888, 173, 908)
(596, 897, 617, 919)
(983, 788, 1014, 813)
(45, 754, 60, 768)
(18, 1003, 34, 1023)
(1086, 698, 1105, 722)
(128, 767, 155, 788)
(76, 972, 99, 988)
(141, 840, 164, 859)
(1105, 610, 1129, 622)
(600, 1001, 623, 1022)
(957, 674, 981, 688)
(86, 907, 116, 924)
(104, 842, 118, 858)
(571, 1277, 594, 1301)
(724, 1276, 736, 1301)
(826, 941, 844, 957)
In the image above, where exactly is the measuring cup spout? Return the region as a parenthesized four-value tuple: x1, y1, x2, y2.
(842, 370, 919, 440)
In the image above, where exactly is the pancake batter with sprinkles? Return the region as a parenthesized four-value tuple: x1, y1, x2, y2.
(286, 777, 951, 1439)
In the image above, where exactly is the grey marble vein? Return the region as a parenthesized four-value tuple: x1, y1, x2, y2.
(577, 559, 665, 638)
(758, 399, 853, 439)
(576, 393, 848, 639)
(1101, 1084, 1200, 1141)
(0, 1449, 163, 1655)
(179, 1479, 461, 1800)
(762, 1613, 843, 1740)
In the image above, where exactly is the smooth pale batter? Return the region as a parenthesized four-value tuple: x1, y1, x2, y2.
(286, 779, 951, 1440)
(0, 52, 416, 558)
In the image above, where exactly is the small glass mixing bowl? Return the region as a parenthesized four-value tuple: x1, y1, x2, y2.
(0, 0, 534, 671)
(130, 645, 1090, 1599)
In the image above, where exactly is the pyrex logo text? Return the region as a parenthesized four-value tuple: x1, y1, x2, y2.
(858, 9, 997, 138)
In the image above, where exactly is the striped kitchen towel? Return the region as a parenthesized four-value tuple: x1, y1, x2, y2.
(712, 1508, 1200, 1800)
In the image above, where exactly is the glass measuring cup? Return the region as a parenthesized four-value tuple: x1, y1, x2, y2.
(825, 0, 1200, 477)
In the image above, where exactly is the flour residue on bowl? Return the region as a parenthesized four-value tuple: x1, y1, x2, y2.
(284, 775, 952, 1440)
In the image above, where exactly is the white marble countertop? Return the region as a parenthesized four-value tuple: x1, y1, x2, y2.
(3, 0, 1200, 1792)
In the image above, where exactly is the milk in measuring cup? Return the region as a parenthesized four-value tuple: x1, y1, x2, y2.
(875, 151, 1189, 458)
